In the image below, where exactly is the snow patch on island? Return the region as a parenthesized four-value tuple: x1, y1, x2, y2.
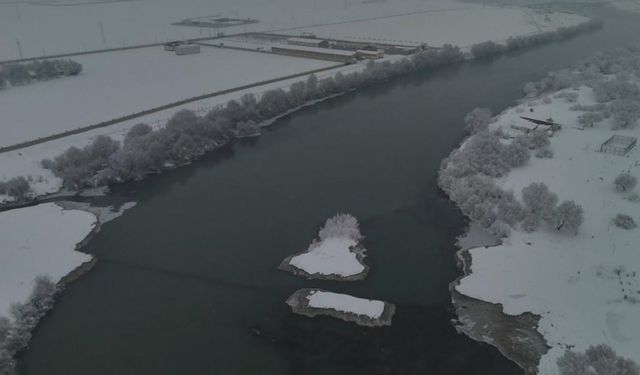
(307, 290, 385, 319)
(279, 213, 369, 281)
(286, 288, 395, 327)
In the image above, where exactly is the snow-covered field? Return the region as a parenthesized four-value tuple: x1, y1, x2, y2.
(307, 290, 385, 319)
(288, 237, 365, 277)
(295, 8, 586, 48)
(0, 203, 96, 317)
(455, 86, 640, 373)
(0, 0, 587, 61)
(0, 46, 334, 148)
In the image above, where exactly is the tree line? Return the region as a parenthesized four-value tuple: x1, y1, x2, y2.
(0, 276, 60, 375)
(0, 59, 82, 89)
(39, 45, 466, 190)
(469, 18, 603, 59)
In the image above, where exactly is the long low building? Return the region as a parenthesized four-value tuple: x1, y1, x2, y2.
(271, 45, 357, 63)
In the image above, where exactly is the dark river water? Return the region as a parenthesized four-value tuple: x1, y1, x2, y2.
(18, 6, 640, 375)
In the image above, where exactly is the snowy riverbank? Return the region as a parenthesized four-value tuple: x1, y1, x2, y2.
(0, 203, 97, 317)
(442, 47, 640, 373)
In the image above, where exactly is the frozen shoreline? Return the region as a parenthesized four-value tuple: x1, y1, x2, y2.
(443, 56, 640, 373)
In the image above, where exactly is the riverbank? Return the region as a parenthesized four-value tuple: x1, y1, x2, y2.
(443, 46, 640, 373)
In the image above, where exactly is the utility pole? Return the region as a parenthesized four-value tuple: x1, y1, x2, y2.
(15, 4, 21, 21)
(99, 21, 106, 44)
(16, 38, 23, 59)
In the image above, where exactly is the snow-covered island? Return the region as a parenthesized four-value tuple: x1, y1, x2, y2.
(286, 288, 395, 327)
(440, 46, 640, 374)
(279, 214, 369, 281)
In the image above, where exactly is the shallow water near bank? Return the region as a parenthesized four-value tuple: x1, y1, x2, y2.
(18, 6, 640, 374)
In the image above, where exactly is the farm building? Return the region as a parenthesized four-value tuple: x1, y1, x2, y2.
(600, 135, 637, 156)
(288, 37, 330, 48)
(175, 44, 201, 55)
(164, 41, 184, 51)
(271, 45, 357, 63)
(356, 49, 385, 59)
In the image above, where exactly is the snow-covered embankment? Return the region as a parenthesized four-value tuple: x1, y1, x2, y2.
(441, 47, 640, 374)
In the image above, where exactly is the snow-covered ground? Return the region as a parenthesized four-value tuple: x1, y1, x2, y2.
(0, 46, 334, 148)
(295, 7, 586, 48)
(307, 290, 385, 319)
(455, 86, 640, 373)
(0, 203, 96, 317)
(288, 237, 365, 277)
(0, 0, 586, 61)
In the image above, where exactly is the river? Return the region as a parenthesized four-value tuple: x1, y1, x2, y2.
(17, 6, 640, 375)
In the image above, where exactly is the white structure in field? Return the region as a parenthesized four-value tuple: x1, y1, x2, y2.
(175, 44, 201, 55)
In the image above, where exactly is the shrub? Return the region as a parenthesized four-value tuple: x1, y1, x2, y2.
(464, 107, 493, 134)
(0, 176, 31, 200)
(552, 200, 584, 235)
(557, 344, 639, 375)
(535, 147, 554, 159)
(614, 173, 637, 192)
(613, 214, 637, 229)
(470, 41, 505, 58)
(318, 214, 362, 241)
(522, 182, 558, 220)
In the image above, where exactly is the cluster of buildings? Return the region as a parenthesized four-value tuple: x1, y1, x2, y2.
(163, 41, 201, 56)
(271, 37, 389, 63)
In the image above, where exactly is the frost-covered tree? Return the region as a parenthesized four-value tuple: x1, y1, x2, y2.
(0, 176, 31, 200)
(464, 107, 493, 134)
(0, 276, 60, 375)
(535, 147, 554, 159)
(318, 214, 362, 241)
(497, 193, 526, 225)
(43, 135, 120, 188)
(502, 141, 530, 167)
(57, 59, 83, 76)
(557, 344, 639, 375)
(28, 60, 59, 80)
(235, 120, 260, 137)
(124, 123, 153, 145)
(610, 99, 640, 129)
(0, 73, 6, 90)
(578, 112, 604, 128)
(593, 78, 639, 103)
(470, 41, 505, 58)
(521, 213, 541, 232)
(524, 82, 538, 97)
(613, 214, 637, 229)
(614, 173, 637, 192)
(522, 182, 558, 220)
(552, 200, 584, 234)
(2, 64, 31, 86)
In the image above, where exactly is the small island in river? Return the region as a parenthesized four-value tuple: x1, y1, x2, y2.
(286, 288, 396, 327)
(278, 214, 369, 281)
